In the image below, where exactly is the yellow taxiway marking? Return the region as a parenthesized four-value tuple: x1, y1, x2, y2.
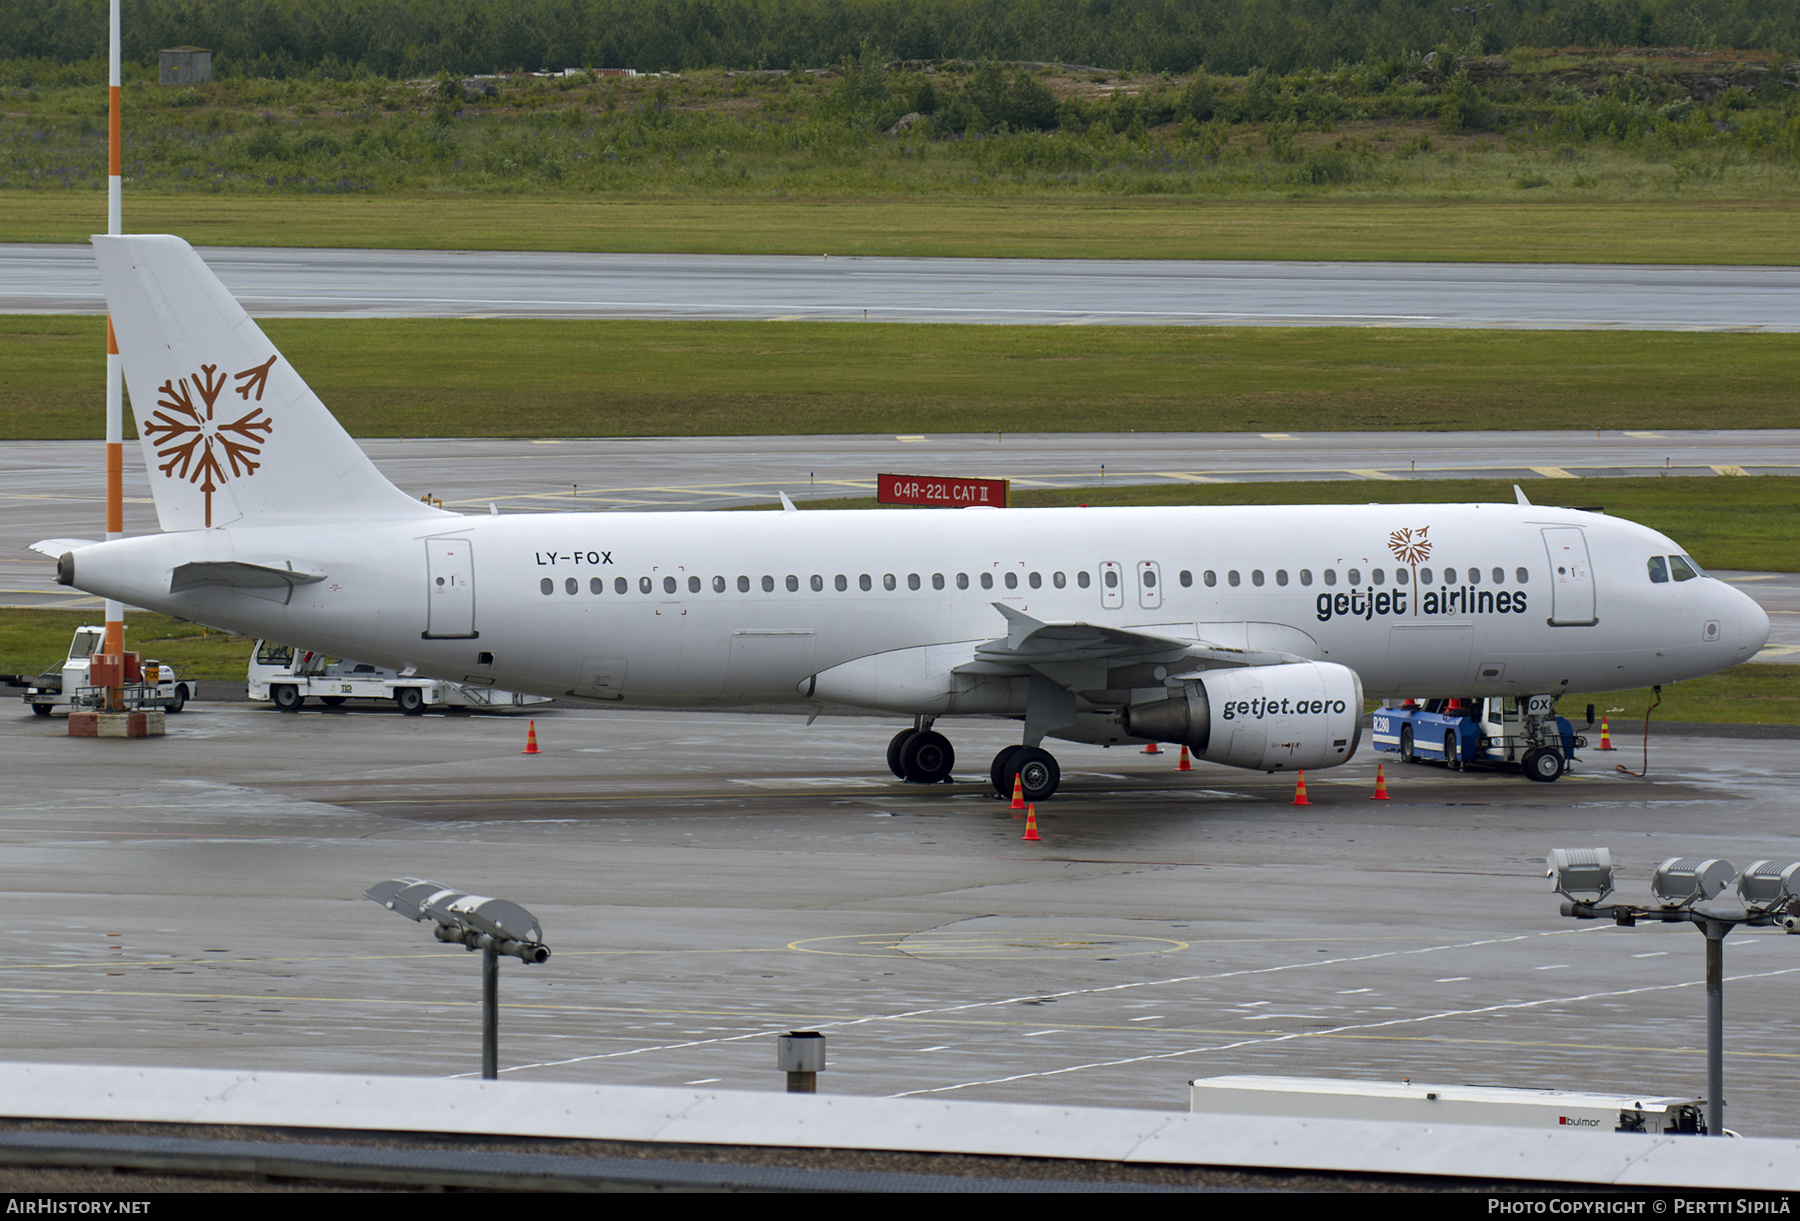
(1154, 472, 1228, 483)
(1259, 433, 1293, 440)
(1622, 431, 1666, 438)
(789, 933, 1188, 959)
(1710, 464, 1750, 476)
(1528, 466, 1576, 479)
(1346, 468, 1403, 480)
(895, 435, 927, 442)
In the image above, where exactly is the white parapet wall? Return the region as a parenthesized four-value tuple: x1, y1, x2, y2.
(0, 1063, 1795, 1190)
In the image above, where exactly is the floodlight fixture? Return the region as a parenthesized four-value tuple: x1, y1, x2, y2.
(1546, 847, 1613, 906)
(1736, 860, 1800, 911)
(1650, 857, 1736, 912)
(365, 876, 551, 1079)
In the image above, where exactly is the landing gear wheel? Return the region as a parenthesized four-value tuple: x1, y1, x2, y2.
(989, 745, 1024, 797)
(901, 730, 955, 783)
(886, 729, 918, 780)
(31, 703, 52, 717)
(321, 696, 347, 708)
(273, 685, 303, 712)
(395, 687, 426, 716)
(1399, 726, 1415, 764)
(1444, 730, 1460, 771)
(167, 685, 188, 714)
(1007, 747, 1061, 802)
(1522, 747, 1565, 783)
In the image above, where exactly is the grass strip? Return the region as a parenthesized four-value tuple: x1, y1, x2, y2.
(7, 315, 1800, 440)
(6, 194, 1800, 264)
(0, 610, 253, 682)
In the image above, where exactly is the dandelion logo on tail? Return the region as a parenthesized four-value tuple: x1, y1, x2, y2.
(142, 355, 278, 526)
(1388, 526, 1431, 615)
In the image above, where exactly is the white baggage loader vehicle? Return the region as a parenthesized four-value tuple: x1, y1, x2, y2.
(248, 641, 550, 714)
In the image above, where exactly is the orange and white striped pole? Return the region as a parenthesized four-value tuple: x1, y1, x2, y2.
(103, 0, 124, 659)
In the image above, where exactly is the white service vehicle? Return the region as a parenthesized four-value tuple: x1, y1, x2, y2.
(1189, 1075, 1712, 1135)
(20, 624, 191, 716)
(248, 641, 549, 714)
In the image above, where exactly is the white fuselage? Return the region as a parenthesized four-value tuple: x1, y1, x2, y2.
(64, 501, 1769, 735)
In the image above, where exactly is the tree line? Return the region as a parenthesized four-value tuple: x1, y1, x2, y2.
(5, 0, 1798, 81)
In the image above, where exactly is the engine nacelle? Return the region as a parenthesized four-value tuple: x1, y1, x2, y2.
(1119, 662, 1363, 771)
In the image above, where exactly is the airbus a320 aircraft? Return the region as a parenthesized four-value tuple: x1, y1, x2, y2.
(39, 236, 1770, 798)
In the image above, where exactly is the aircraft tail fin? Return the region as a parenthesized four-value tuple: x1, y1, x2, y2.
(93, 234, 448, 532)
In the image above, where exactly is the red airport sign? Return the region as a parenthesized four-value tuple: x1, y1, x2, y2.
(877, 473, 1010, 508)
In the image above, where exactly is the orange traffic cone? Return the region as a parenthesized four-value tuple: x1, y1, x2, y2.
(522, 720, 540, 755)
(1291, 770, 1311, 806)
(1009, 772, 1025, 811)
(1022, 804, 1041, 841)
(1371, 764, 1390, 800)
(1177, 744, 1192, 771)
(1143, 741, 1163, 755)
(1597, 717, 1616, 751)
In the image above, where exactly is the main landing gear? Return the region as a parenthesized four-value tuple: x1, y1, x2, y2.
(885, 721, 1063, 801)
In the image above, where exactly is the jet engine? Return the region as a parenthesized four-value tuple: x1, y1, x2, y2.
(1118, 661, 1363, 771)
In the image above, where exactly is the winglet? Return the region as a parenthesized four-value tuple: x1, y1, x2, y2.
(992, 602, 1045, 650)
(1514, 484, 1532, 506)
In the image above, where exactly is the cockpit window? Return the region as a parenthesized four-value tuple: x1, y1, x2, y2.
(1669, 555, 1700, 582)
(1647, 556, 1669, 584)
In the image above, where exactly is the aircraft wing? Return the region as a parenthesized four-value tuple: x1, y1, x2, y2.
(955, 603, 1308, 690)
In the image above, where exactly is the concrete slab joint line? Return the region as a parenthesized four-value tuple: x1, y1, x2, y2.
(0, 1064, 1795, 1190)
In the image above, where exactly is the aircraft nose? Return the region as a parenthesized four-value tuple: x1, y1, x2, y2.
(1734, 583, 1771, 661)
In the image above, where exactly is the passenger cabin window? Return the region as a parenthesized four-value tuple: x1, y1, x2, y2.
(1466, 567, 1480, 585)
(1005, 572, 1019, 590)
(1443, 567, 1457, 584)
(1077, 571, 1090, 589)
(908, 573, 921, 590)
(713, 576, 727, 593)
(1275, 569, 1288, 586)
(957, 573, 970, 589)
(1299, 569, 1312, 586)
(592, 577, 605, 594)
(981, 572, 994, 590)
(1250, 570, 1263, 587)
(1491, 567, 1505, 584)
(1419, 568, 1433, 584)
(835, 574, 847, 591)
(1103, 570, 1118, 589)
(810, 575, 824, 591)
(932, 573, 945, 590)
(860, 574, 872, 591)
(786, 575, 799, 592)
(762, 575, 775, 592)
(1053, 572, 1066, 589)
(1346, 568, 1361, 585)
(1204, 570, 1217, 587)
(884, 574, 897, 591)
(1323, 569, 1336, 586)
(689, 576, 702, 593)
(737, 575, 750, 592)
(617, 577, 629, 594)
(1028, 572, 1041, 589)
(1371, 568, 1384, 585)
(1516, 567, 1530, 583)
(1228, 570, 1240, 587)
(663, 576, 677, 594)
(540, 578, 553, 595)
(1179, 570, 1192, 587)
(1394, 568, 1408, 585)
(567, 578, 579, 595)
(640, 577, 653, 594)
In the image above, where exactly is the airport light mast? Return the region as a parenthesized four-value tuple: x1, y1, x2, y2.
(1547, 849, 1800, 1137)
(104, 0, 125, 659)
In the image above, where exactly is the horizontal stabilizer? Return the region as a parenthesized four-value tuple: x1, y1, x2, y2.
(29, 538, 96, 557)
(168, 560, 327, 593)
